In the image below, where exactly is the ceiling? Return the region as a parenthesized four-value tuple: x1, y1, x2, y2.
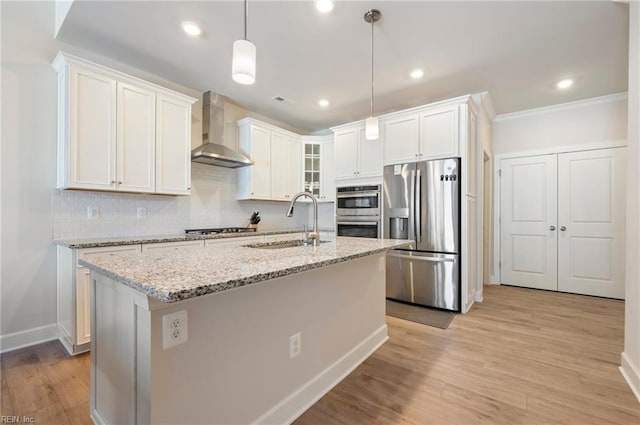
(57, 1, 629, 133)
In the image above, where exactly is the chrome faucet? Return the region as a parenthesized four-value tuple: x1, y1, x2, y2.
(286, 192, 320, 246)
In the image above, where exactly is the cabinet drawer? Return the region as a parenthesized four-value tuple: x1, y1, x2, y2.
(205, 236, 263, 248)
(77, 245, 141, 264)
(141, 240, 204, 253)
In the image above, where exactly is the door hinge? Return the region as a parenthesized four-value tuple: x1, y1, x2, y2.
(498, 169, 502, 177)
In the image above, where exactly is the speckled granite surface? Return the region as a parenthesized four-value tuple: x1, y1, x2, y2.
(79, 236, 409, 303)
(54, 229, 322, 248)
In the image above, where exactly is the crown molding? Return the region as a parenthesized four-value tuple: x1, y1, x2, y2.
(494, 92, 628, 122)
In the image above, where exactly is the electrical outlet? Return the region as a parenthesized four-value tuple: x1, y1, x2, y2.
(137, 207, 147, 219)
(289, 332, 301, 359)
(87, 207, 99, 220)
(162, 310, 188, 350)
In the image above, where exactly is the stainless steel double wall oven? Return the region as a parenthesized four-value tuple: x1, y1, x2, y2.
(335, 185, 381, 239)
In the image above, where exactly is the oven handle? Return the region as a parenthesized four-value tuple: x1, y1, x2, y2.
(336, 193, 380, 198)
(337, 221, 379, 226)
(386, 252, 455, 263)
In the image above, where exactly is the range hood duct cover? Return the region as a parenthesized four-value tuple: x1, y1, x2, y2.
(191, 91, 254, 168)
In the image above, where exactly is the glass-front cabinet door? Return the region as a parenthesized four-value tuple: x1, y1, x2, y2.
(304, 143, 321, 197)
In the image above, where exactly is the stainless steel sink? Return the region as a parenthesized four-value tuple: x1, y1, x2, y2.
(244, 239, 329, 249)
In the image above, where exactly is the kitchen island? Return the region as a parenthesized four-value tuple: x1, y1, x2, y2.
(80, 236, 408, 425)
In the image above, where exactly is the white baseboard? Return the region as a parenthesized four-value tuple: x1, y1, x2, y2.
(252, 324, 389, 425)
(620, 352, 640, 403)
(474, 290, 484, 303)
(0, 323, 59, 353)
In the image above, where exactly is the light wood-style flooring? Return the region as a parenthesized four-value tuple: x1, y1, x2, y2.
(2, 285, 638, 424)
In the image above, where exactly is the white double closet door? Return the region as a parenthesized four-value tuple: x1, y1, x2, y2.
(500, 148, 626, 299)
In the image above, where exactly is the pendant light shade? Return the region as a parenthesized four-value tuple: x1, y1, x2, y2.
(232, 39, 256, 85)
(364, 9, 381, 141)
(365, 116, 379, 140)
(232, 0, 255, 85)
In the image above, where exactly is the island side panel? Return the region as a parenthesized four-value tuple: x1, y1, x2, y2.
(90, 274, 139, 425)
(145, 253, 387, 425)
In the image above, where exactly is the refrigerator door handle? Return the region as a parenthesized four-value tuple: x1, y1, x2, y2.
(415, 169, 422, 243)
(409, 169, 416, 243)
(387, 252, 455, 263)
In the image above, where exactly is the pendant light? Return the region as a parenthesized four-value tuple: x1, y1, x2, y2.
(364, 9, 381, 140)
(232, 0, 256, 85)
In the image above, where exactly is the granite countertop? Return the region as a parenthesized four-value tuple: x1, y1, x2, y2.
(79, 236, 410, 303)
(54, 228, 327, 249)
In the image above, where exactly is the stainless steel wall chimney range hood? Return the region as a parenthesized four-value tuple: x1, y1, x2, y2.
(191, 91, 254, 168)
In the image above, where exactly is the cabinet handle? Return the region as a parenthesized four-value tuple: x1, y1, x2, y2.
(111, 180, 116, 184)
(549, 226, 556, 231)
(560, 226, 567, 231)
(187, 187, 191, 190)
(118, 181, 123, 185)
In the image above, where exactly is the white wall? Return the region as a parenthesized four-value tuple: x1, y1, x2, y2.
(493, 94, 628, 155)
(0, 2, 318, 344)
(622, 1, 640, 403)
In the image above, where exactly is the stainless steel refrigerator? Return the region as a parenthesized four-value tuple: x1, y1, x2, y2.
(383, 158, 460, 311)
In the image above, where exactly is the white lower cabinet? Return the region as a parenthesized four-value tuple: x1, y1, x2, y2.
(57, 244, 141, 355)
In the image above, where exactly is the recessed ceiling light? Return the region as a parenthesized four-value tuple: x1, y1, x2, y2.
(181, 21, 202, 37)
(410, 69, 424, 79)
(556, 78, 574, 89)
(315, 0, 335, 13)
(318, 99, 330, 108)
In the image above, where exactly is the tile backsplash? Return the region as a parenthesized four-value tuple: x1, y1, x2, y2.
(52, 163, 319, 240)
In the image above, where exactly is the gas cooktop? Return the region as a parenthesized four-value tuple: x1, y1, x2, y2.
(184, 227, 257, 236)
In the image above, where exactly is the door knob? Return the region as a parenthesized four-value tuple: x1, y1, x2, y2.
(549, 226, 556, 231)
(560, 226, 567, 231)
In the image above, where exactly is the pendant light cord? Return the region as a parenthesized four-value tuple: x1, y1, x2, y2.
(244, 0, 248, 40)
(370, 11, 374, 117)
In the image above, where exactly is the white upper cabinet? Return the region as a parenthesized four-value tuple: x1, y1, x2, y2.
(271, 131, 301, 200)
(117, 82, 156, 193)
(237, 118, 301, 201)
(333, 123, 382, 181)
(156, 94, 192, 195)
(419, 105, 459, 160)
(301, 135, 335, 202)
(381, 101, 465, 166)
(383, 113, 420, 164)
(64, 66, 117, 190)
(52, 52, 196, 195)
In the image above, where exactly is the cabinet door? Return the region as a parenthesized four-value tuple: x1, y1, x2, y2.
(466, 112, 477, 197)
(248, 125, 271, 199)
(466, 196, 477, 312)
(557, 148, 626, 299)
(270, 131, 289, 200)
(419, 106, 459, 159)
(357, 127, 383, 178)
(68, 66, 117, 190)
(117, 82, 156, 193)
(500, 155, 558, 291)
(303, 143, 321, 197)
(334, 128, 359, 180)
(383, 114, 419, 165)
(287, 137, 302, 198)
(321, 141, 335, 201)
(76, 245, 141, 347)
(156, 95, 192, 195)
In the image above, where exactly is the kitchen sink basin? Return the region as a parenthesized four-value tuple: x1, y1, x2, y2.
(244, 239, 329, 249)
